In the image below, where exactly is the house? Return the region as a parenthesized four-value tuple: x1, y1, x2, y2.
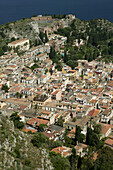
(35, 53, 47, 61)
(37, 75, 49, 84)
(90, 99, 98, 107)
(100, 123, 112, 139)
(4, 98, 31, 110)
(101, 109, 113, 123)
(43, 132, 54, 140)
(18, 114, 25, 122)
(82, 105, 93, 116)
(27, 117, 49, 129)
(38, 110, 56, 124)
(64, 116, 90, 133)
(62, 112, 71, 123)
(22, 126, 37, 133)
(88, 109, 101, 117)
(33, 95, 51, 109)
(49, 125, 65, 134)
(50, 146, 72, 157)
(23, 76, 36, 87)
(43, 102, 56, 112)
(104, 137, 113, 149)
(75, 143, 88, 157)
(40, 75, 49, 84)
(51, 90, 62, 101)
(31, 15, 52, 21)
(8, 85, 22, 97)
(75, 94, 87, 105)
(22, 87, 34, 96)
(56, 102, 76, 112)
(8, 39, 29, 51)
(66, 14, 75, 20)
(67, 129, 75, 138)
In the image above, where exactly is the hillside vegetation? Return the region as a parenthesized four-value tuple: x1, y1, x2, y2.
(55, 18, 113, 68)
(0, 113, 52, 170)
(0, 18, 40, 55)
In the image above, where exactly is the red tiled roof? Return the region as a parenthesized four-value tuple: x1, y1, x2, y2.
(43, 132, 54, 138)
(50, 146, 71, 157)
(88, 109, 100, 117)
(22, 127, 37, 133)
(27, 118, 49, 126)
(100, 123, 113, 135)
(9, 39, 28, 45)
(105, 138, 113, 146)
(41, 75, 46, 79)
(52, 90, 59, 95)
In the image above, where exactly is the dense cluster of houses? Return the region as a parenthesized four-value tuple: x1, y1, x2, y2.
(1, 15, 113, 157)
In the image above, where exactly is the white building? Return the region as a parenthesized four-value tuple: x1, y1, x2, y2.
(8, 39, 29, 51)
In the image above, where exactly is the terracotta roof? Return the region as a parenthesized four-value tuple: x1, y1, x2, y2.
(90, 99, 97, 103)
(75, 143, 87, 150)
(41, 110, 51, 115)
(88, 109, 100, 117)
(105, 137, 113, 146)
(102, 109, 110, 116)
(50, 146, 71, 157)
(43, 132, 54, 138)
(9, 39, 28, 45)
(22, 127, 37, 133)
(100, 123, 112, 135)
(8, 65, 17, 68)
(27, 117, 49, 126)
(41, 75, 46, 79)
(52, 90, 59, 95)
(19, 105, 27, 110)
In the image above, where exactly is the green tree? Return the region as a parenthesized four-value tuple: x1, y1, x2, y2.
(1, 84, 9, 92)
(93, 147, 113, 170)
(86, 127, 99, 148)
(15, 92, 22, 98)
(45, 31, 49, 43)
(49, 68, 53, 75)
(2, 45, 8, 52)
(11, 37, 16, 42)
(50, 152, 71, 170)
(39, 31, 44, 42)
(38, 124, 47, 132)
(48, 140, 62, 150)
(34, 39, 38, 46)
(57, 116, 64, 127)
(94, 124, 101, 135)
(69, 148, 78, 170)
(75, 126, 85, 145)
(55, 62, 62, 71)
(0, 48, 4, 56)
(63, 50, 68, 63)
(49, 45, 56, 60)
(31, 132, 49, 148)
(10, 112, 24, 129)
(72, 117, 76, 122)
(67, 60, 77, 70)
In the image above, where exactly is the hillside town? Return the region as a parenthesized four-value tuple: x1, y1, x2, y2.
(0, 14, 113, 159)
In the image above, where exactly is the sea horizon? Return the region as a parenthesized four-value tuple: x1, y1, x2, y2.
(0, 0, 113, 25)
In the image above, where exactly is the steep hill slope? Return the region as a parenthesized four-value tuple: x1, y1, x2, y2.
(0, 18, 40, 52)
(0, 114, 53, 170)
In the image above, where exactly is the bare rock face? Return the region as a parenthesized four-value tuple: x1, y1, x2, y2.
(0, 114, 53, 170)
(30, 21, 40, 34)
(0, 18, 41, 48)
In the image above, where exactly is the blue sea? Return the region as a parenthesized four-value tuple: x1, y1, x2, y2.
(0, 0, 113, 25)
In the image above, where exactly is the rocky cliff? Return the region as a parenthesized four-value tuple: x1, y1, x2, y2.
(0, 113, 53, 170)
